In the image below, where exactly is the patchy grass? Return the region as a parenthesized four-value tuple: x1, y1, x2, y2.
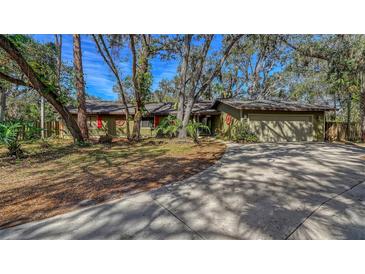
(0, 138, 226, 228)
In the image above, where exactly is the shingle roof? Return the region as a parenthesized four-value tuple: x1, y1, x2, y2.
(151, 101, 220, 115)
(68, 100, 130, 115)
(68, 99, 333, 116)
(214, 99, 334, 112)
(68, 100, 220, 116)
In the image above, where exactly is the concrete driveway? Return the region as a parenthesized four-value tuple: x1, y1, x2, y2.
(1, 142, 364, 239)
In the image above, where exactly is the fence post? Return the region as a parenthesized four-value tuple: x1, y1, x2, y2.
(40, 97, 45, 139)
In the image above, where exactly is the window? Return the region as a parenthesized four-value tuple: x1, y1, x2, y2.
(141, 117, 153, 128)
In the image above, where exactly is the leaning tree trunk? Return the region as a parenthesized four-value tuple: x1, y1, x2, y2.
(0, 34, 84, 142)
(0, 84, 6, 122)
(73, 34, 89, 140)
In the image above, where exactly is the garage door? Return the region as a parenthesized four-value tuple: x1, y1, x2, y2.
(248, 114, 314, 142)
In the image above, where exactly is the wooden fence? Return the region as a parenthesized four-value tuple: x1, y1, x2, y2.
(18, 121, 65, 140)
(325, 122, 362, 141)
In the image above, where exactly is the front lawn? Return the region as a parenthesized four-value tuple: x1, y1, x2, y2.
(0, 138, 226, 228)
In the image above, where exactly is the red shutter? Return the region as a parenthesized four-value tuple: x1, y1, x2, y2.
(225, 114, 232, 125)
(97, 115, 102, 129)
(154, 116, 160, 127)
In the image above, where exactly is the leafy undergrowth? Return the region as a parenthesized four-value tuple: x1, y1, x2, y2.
(0, 138, 226, 228)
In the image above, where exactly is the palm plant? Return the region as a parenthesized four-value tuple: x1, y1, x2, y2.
(186, 121, 210, 143)
(0, 121, 23, 157)
(155, 115, 181, 138)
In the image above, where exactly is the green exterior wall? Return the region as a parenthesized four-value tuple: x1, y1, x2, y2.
(62, 102, 326, 142)
(212, 103, 242, 138)
(65, 114, 155, 138)
(212, 103, 326, 142)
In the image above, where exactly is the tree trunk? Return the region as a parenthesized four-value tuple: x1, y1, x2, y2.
(176, 91, 185, 122)
(55, 34, 62, 89)
(177, 35, 192, 123)
(40, 96, 45, 139)
(0, 85, 6, 122)
(346, 92, 352, 141)
(132, 110, 142, 141)
(333, 90, 337, 120)
(361, 72, 365, 142)
(73, 34, 89, 140)
(177, 35, 242, 139)
(0, 34, 84, 142)
(129, 34, 145, 141)
(179, 97, 195, 138)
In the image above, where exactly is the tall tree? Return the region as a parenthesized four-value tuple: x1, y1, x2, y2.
(108, 34, 175, 140)
(73, 34, 88, 140)
(177, 34, 243, 138)
(280, 34, 365, 141)
(129, 34, 153, 141)
(177, 35, 192, 122)
(216, 35, 284, 99)
(92, 34, 131, 139)
(0, 34, 84, 142)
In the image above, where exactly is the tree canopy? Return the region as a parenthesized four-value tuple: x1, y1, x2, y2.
(1, 34, 365, 141)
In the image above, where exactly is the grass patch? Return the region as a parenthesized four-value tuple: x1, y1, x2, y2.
(0, 137, 226, 228)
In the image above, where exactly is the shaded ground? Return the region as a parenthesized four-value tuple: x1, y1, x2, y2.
(151, 142, 365, 239)
(0, 138, 226, 229)
(1, 142, 364, 240)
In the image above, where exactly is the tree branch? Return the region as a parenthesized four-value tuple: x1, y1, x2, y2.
(191, 35, 214, 95)
(279, 35, 329, 61)
(129, 34, 139, 92)
(196, 34, 243, 99)
(92, 34, 130, 118)
(0, 34, 84, 141)
(0, 71, 33, 88)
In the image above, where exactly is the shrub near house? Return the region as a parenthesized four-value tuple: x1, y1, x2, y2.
(230, 121, 259, 143)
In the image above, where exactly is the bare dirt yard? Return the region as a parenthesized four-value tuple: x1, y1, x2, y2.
(0, 138, 226, 228)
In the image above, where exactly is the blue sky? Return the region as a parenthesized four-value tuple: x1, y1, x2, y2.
(32, 35, 225, 101)
(32, 34, 180, 100)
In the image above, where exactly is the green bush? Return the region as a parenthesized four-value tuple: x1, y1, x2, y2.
(231, 121, 259, 143)
(22, 121, 42, 140)
(0, 121, 23, 157)
(155, 115, 181, 138)
(186, 121, 210, 143)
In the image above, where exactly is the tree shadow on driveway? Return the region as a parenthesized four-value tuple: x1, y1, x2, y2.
(151, 142, 365, 239)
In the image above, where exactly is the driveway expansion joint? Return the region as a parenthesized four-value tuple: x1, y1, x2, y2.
(151, 196, 205, 240)
(285, 179, 365, 240)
